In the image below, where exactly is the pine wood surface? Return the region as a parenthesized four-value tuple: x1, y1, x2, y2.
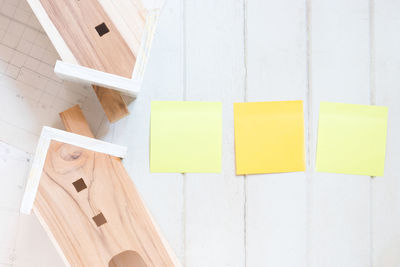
(59, 105, 95, 138)
(39, 0, 136, 78)
(34, 140, 177, 266)
(30, 106, 180, 266)
(93, 86, 130, 123)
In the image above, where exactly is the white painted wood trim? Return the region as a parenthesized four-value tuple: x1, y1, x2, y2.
(26, 0, 77, 65)
(20, 126, 127, 215)
(97, 0, 144, 57)
(132, 9, 159, 80)
(28, 0, 158, 96)
(54, 61, 141, 96)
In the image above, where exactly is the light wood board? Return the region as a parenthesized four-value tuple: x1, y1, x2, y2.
(60, 105, 95, 138)
(97, 0, 147, 58)
(34, 139, 179, 266)
(29, 106, 180, 266)
(93, 86, 130, 123)
(29, 0, 147, 122)
(39, 0, 136, 78)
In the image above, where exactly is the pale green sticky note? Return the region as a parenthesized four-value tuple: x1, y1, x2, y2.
(316, 102, 388, 176)
(150, 101, 222, 173)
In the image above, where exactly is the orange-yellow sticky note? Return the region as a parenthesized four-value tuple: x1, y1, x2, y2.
(233, 101, 305, 175)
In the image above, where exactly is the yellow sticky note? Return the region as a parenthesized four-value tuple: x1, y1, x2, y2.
(150, 101, 222, 173)
(233, 101, 305, 175)
(316, 102, 388, 176)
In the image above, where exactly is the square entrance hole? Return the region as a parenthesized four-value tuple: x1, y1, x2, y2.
(92, 212, 107, 227)
(95, 22, 109, 37)
(72, 178, 87, 193)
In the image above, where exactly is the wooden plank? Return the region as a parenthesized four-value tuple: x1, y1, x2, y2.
(373, 1, 400, 265)
(93, 86, 130, 123)
(59, 105, 95, 138)
(101, 0, 185, 261)
(26, 0, 78, 65)
(55, 106, 179, 266)
(184, 1, 245, 266)
(20, 127, 127, 214)
(38, 0, 137, 78)
(34, 139, 180, 266)
(246, 0, 308, 266)
(54, 61, 141, 96)
(98, 0, 147, 57)
(310, 0, 371, 266)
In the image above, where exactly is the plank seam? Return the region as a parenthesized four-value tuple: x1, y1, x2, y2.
(305, 0, 313, 265)
(243, 0, 248, 266)
(369, 0, 376, 266)
(182, 0, 188, 265)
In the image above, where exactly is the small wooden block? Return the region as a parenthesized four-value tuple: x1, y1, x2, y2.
(60, 105, 95, 138)
(93, 85, 130, 123)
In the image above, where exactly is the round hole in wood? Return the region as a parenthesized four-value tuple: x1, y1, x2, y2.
(108, 250, 147, 267)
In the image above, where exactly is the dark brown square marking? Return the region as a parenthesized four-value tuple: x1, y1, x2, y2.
(72, 178, 87, 193)
(95, 22, 109, 37)
(92, 212, 107, 227)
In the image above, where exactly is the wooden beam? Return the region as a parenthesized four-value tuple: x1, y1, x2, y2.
(59, 105, 95, 138)
(93, 86, 130, 123)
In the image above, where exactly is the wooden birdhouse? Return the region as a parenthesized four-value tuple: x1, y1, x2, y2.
(27, 0, 162, 122)
(21, 106, 181, 267)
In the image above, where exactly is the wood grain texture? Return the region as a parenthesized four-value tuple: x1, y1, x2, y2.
(39, 0, 136, 78)
(36, 106, 179, 266)
(98, 0, 147, 57)
(26, 0, 78, 65)
(59, 105, 95, 138)
(93, 86, 130, 123)
(34, 140, 179, 267)
(246, 1, 308, 266)
(109, 250, 147, 267)
(310, 0, 371, 266)
(184, 1, 245, 266)
(373, 1, 400, 265)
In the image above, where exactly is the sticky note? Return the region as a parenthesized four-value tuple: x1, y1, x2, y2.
(316, 102, 388, 176)
(233, 101, 305, 175)
(150, 101, 222, 173)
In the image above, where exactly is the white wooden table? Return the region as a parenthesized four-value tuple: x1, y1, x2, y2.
(1, 0, 400, 266)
